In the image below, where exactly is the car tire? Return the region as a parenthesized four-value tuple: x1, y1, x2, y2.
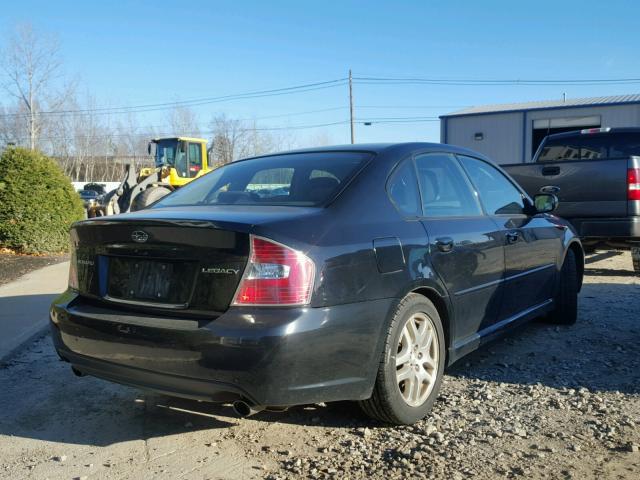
(547, 249, 578, 325)
(359, 293, 446, 425)
(631, 247, 640, 273)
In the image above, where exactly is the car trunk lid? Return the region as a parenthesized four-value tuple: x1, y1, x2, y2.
(72, 217, 250, 315)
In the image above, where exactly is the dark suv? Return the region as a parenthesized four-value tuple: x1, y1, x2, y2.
(50, 143, 583, 425)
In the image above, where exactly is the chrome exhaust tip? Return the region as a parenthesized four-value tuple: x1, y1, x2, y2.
(232, 400, 264, 418)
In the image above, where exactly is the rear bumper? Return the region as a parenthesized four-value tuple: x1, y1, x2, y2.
(570, 217, 640, 243)
(50, 291, 393, 406)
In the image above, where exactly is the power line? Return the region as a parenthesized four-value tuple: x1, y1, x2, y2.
(353, 75, 640, 86)
(0, 78, 348, 118)
(6, 116, 442, 143)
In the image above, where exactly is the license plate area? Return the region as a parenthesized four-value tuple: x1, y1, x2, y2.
(106, 257, 196, 306)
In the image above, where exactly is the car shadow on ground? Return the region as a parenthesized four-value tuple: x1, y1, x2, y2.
(583, 251, 637, 276)
(446, 282, 640, 395)
(583, 267, 638, 277)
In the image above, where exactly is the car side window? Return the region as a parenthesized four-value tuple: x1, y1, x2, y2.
(387, 160, 422, 217)
(414, 153, 482, 217)
(458, 155, 526, 215)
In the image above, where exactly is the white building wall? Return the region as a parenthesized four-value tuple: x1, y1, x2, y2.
(443, 112, 523, 165)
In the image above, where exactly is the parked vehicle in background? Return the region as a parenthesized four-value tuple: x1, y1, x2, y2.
(94, 137, 213, 217)
(77, 189, 100, 209)
(50, 143, 583, 425)
(82, 182, 107, 197)
(503, 128, 640, 272)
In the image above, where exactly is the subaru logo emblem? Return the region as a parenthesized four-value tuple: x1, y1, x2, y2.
(131, 230, 149, 243)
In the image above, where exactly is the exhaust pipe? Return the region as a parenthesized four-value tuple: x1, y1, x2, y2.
(71, 367, 85, 377)
(232, 400, 264, 418)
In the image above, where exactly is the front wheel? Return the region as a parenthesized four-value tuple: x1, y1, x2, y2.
(359, 294, 445, 425)
(631, 247, 640, 273)
(547, 249, 578, 325)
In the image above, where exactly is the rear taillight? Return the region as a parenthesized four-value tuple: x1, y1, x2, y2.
(68, 242, 79, 290)
(629, 168, 640, 201)
(232, 235, 315, 306)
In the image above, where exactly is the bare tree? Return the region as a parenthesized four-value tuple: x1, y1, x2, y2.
(0, 104, 23, 147)
(0, 23, 70, 150)
(208, 114, 291, 166)
(168, 105, 200, 137)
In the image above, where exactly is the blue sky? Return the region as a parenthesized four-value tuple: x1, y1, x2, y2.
(1, 0, 639, 145)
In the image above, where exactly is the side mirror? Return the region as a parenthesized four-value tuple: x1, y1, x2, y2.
(533, 193, 558, 213)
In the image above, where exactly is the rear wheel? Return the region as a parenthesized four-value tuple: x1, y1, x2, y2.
(547, 249, 578, 325)
(359, 294, 445, 425)
(632, 247, 640, 273)
(132, 186, 172, 211)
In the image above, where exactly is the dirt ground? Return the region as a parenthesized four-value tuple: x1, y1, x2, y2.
(0, 251, 638, 479)
(0, 253, 69, 287)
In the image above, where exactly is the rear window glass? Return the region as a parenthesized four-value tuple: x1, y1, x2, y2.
(538, 132, 640, 161)
(152, 152, 371, 208)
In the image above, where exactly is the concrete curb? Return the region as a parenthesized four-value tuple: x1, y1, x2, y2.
(0, 322, 49, 362)
(0, 262, 69, 361)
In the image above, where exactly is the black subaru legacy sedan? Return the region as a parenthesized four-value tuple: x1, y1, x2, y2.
(50, 143, 584, 425)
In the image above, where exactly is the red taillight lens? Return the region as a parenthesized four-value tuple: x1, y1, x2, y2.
(233, 236, 315, 306)
(628, 168, 640, 201)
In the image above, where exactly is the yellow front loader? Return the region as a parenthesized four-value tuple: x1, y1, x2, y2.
(96, 137, 212, 216)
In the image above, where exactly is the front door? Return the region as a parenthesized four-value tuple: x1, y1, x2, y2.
(458, 155, 559, 321)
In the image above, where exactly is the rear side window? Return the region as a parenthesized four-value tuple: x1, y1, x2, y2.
(152, 152, 371, 208)
(459, 156, 526, 215)
(538, 132, 640, 161)
(414, 153, 482, 217)
(387, 160, 422, 217)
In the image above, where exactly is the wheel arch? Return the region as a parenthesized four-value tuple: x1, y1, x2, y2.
(566, 241, 584, 291)
(409, 286, 453, 365)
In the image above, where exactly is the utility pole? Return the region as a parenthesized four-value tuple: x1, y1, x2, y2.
(349, 69, 355, 144)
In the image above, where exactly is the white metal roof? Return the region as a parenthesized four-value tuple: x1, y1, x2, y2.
(442, 93, 640, 117)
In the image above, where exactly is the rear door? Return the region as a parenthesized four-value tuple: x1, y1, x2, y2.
(414, 153, 505, 343)
(533, 132, 630, 219)
(458, 155, 560, 320)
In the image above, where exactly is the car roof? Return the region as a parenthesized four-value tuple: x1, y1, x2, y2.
(240, 142, 493, 163)
(546, 127, 640, 140)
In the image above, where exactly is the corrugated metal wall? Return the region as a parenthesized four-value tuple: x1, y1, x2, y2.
(442, 104, 640, 165)
(443, 112, 523, 165)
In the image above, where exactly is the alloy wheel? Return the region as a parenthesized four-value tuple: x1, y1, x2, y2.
(395, 312, 439, 407)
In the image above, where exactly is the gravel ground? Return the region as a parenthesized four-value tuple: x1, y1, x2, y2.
(0, 253, 69, 287)
(0, 251, 638, 479)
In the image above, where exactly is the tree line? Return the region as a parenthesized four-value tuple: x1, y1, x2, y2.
(0, 24, 326, 182)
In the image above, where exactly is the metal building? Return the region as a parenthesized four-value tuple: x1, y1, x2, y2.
(440, 94, 640, 164)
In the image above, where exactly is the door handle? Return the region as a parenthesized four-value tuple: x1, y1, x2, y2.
(505, 231, 520, 244)
(435, 237, 454, 252)
(542, 166, 560, 176)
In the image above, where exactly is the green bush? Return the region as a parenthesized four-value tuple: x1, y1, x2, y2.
(0, 147, 85, 254)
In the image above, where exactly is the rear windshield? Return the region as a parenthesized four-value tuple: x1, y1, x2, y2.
(538, 132, 640, 162)
(152, 151, 371, 208)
